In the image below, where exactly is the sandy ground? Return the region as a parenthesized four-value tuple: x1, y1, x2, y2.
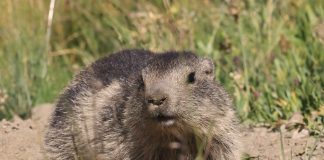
(0, 104, 323, 160)
(0, 104, 53, 160)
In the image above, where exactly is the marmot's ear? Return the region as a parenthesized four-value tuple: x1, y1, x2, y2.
(199, 57, 215, 80)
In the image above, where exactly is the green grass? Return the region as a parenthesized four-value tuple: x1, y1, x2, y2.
(0, 0, 323, 130)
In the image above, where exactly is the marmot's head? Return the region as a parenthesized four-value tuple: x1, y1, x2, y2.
(131, 51, 233, 135)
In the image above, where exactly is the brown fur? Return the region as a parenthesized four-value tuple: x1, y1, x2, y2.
(45, 49, 241, 160)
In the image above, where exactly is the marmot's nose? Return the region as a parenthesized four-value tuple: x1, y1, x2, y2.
(146, 90, 168, 106)
(147, 96, 167, 106)
(146, 81, 170, 106)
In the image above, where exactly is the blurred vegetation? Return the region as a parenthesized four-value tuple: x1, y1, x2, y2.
(0, 0, 323, 130)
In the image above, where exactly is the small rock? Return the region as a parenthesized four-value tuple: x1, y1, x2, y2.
(288, 112, 304, 125)
(292, 129, 309, 139)
(11, 126, 18, 130)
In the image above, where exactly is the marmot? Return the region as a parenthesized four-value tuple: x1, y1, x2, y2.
(45, 49, 241, 160)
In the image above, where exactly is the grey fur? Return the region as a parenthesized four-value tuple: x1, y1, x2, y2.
(45, 49, 241, 160)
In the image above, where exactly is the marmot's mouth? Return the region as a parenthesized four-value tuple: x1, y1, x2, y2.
(154, 114, 176, 126)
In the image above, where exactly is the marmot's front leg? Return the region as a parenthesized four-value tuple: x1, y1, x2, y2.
(45, 108, 78, 160)
(204, 137, 241, 160)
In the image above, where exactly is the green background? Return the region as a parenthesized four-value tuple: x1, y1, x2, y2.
(0, 0, 323, 132)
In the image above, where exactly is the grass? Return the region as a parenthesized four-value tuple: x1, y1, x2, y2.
(0, 0, 323, 130)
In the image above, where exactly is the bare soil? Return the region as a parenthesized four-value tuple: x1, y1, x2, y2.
(0, 104, 323, 160)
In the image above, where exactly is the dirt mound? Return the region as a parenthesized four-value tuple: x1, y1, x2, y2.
(0, 104, 53, 160)
(0, 104, 323, 160)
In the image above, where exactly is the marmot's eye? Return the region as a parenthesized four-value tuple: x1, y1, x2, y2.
(187, 72, 195, 84)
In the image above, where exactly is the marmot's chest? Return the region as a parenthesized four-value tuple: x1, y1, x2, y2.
(130, 140, 198, 160)
(131, 149, 195, 160)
